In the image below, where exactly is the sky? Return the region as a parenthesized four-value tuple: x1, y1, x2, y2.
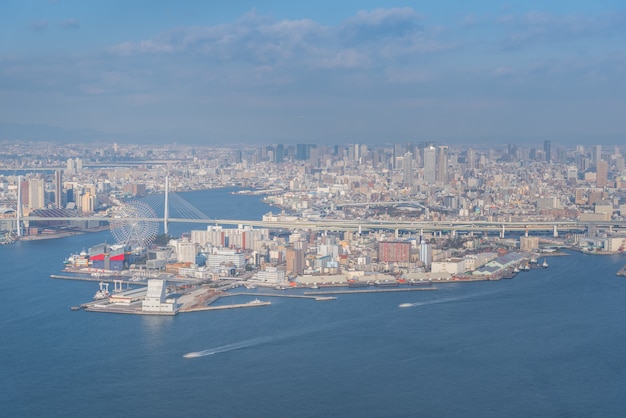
(0, 0, 625, 145)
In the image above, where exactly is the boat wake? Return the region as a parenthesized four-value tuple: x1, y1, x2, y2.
(398, 288, 503, 309)
(182, 312, 375, 359)
(183, 336, 273, 359)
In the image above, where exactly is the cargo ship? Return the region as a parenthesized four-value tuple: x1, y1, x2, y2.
(348, 280, 369, 288)
(375, 280, 400, 287)
(89, 243, 130, 271)
(409, 280, 432, 286)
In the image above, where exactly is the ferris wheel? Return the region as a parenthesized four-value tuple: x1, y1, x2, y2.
(109, 200, 158, 248)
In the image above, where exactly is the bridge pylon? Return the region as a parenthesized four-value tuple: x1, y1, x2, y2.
(164, 175, 169, 235)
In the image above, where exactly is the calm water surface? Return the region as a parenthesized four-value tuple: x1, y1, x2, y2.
(2, 189, 626, 417)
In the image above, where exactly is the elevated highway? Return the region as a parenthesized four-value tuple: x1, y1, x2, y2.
(11, 215, 625, 233)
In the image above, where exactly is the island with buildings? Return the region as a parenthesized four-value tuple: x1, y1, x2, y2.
(1, 140, 625, 314)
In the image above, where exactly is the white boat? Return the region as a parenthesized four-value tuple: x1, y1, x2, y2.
(93, 282, 110, 300)
(542, 259, 549, 268)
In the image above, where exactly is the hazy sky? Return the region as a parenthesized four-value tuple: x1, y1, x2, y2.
(1, 0, 625, 145)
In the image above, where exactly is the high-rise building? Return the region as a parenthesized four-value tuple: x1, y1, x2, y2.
(275, 144, 284, 163)
(596, 160, 608, 188)
(419, 239, 432, 267)
(54, 170, 62, 208)
(66, 158, 75, 174)
(593, 145, 602, 168)
(467, 148, 476, 170)
(295, 144, 308, 161)
(544, 140, 551, 163)
(28, 178, 45, 209)
(403, 152, 413, 188)
(286, 247, 305, 275)
(423, 146, 437, 184)
(436, 146, 448, 183)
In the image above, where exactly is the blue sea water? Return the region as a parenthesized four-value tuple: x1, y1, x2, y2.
(2, 188, 626, 417)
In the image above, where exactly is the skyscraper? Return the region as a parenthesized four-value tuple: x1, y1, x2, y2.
(286, 247, 305, 275)
(275, 144, 284, 163)
(54, 170, 62, 208)
(593, 145, 602, 168)
(423, 146, 437, 184)
(596, 160, 608, 188)
(467, 148, 476, 170)
(403, 152, 413, 188)
(544, 140, 551, 163)
(436, 146, 448, 183)
(28, 178, 45, 209)
(295, 144, 308, 161)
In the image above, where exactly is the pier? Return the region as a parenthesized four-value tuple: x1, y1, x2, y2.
(224, 292, 337, 301)
(305, 287, 437, 296)
(50, 274, 144, 286)
(183, 300, 272, 312)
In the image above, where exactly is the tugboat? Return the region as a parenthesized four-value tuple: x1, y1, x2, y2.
(93, 282, 110, 300)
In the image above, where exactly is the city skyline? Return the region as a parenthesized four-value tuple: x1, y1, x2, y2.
(1, 1, 625, 144)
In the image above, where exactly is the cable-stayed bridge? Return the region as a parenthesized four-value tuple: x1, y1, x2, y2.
(2, 180, 625, 237)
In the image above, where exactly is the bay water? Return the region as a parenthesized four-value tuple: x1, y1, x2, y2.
(2, 188, 626, 417)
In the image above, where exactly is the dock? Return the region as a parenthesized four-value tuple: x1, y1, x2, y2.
(183, 301, 272, 312)
(617, 264, 626, 277)
(304, 287, 437, 296)
(51, 274, 144, 286)
(224, 292, 337, 301)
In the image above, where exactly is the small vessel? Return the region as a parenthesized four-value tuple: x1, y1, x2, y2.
(542, 258, 549, 268)
(70, 306, 81, 311)
(183, 352, 202, 359)
(398, 303, 413, 308)
(93, 282, 110, 300)
(249, 298, 263, 304)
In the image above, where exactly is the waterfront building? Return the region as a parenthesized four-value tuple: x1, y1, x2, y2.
(206, 249, 245, 270)
(256, 266, 287, 284)
(286, 247, 305, 275)
(191, 225, 269, 250)
(420, 239, 432, 267)
(520, 236, 539, 252)
(431, 258, 466, 275)
(378, 241, 410, 263)
(142, 279, 176, 313)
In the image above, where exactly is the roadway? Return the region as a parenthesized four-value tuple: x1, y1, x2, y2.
(10, 215, 626, 233)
